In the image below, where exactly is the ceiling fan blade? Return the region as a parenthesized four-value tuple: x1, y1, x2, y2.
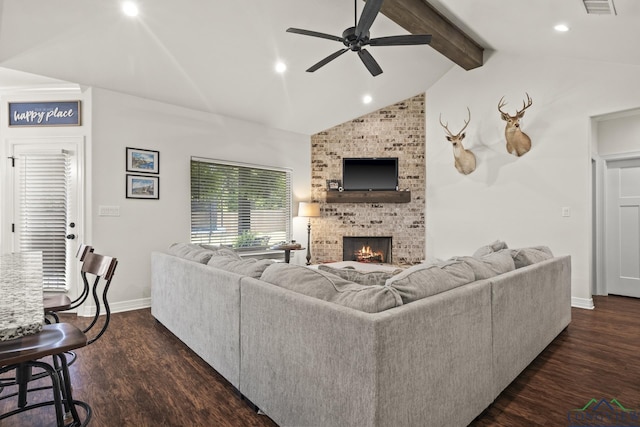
(286, 27, 343, 43)
(306, 48, 349, 72)
(369, 34, 432, 46)
(355, 0, 383, 39)
(358, 49, 383, 76)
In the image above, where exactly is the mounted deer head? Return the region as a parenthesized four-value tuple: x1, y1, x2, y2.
(498, 93, 533, 157)
(439, 107, 476, 175)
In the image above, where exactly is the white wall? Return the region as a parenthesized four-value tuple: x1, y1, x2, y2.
(596, 110, 640, 156)
(89, 88, 311, 310)
(426, 52, 640, 306)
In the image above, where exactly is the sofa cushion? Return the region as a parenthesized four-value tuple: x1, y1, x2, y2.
(317, 265, 403, 287)
(199, 244, 243, 260)
(168, 243, 215, 264)
(207, 256, 274, 278)
(260, 263, 403, 313)
(455, 250, 516, 281)
(511, 246, 554, 268)
(209, 247, 242, 259)
(385, 260, 475, 304)
(472, 240, 509, 258)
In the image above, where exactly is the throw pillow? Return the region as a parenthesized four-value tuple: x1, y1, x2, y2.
(168, 243, 215, 264)
(207, 257, 274, 278)
(317, 265, 403, 287)
(472, 240, 509, 258)
(260, 263, 403, 313)
(385, 260, 475, 304)
(511, 246, 554, 268)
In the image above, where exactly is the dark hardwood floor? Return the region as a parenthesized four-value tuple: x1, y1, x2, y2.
(1, 295, 639, 426)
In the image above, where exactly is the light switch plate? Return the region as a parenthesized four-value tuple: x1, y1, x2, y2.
(99, 205, 120, 217)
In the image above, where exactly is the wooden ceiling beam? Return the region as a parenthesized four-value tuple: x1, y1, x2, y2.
(375, 0, 484, 70)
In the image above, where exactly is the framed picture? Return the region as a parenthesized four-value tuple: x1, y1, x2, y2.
(126, 147, 159, 174)
(326, 179, 341, 191)
(126, 174, 159, 199)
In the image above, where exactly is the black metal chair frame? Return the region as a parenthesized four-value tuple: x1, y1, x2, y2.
(0, 323, 92, 427)
(44, 244, 94, 324)
(79, 252, 118, 344)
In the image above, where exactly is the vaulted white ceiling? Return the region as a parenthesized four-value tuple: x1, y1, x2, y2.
(0, 0, 638, 135)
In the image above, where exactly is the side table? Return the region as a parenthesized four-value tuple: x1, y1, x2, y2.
(270, 243, 304, 263)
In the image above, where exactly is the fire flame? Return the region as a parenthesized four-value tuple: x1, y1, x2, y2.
(355, 245, 384, 263)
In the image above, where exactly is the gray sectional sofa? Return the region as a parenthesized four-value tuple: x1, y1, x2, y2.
(151, 242, 571, 427)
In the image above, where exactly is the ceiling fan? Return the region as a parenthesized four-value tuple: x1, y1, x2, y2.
(286, 0, 432, 76)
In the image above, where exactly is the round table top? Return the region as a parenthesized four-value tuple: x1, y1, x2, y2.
(270, 243, 303, 250)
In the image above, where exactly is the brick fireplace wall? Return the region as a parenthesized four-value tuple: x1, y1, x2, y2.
(309, 93, 425, 265)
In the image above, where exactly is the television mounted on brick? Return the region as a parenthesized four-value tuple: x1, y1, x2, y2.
(342, 157, 398, 191)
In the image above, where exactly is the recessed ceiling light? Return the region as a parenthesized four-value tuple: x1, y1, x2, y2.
(554, 24, 570, 32)
(122, 2, 139, 17)
(363, 95, 373, 104)
(275, 62, 287, 73)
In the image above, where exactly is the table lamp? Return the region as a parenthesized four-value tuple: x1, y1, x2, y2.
(298, 202, 320, 265)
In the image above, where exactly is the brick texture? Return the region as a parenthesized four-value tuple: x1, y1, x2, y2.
(309, 93, 425, 265)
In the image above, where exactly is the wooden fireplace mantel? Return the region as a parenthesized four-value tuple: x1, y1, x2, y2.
(325, 190, 411, 204)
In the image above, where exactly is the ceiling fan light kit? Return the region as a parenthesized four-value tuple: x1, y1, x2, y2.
(286, 0, 432, 76)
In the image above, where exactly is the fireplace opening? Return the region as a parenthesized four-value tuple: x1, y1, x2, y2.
(343, 237, 392, 264)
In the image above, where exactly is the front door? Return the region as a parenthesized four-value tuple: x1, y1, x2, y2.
(606, 158, 640, 298)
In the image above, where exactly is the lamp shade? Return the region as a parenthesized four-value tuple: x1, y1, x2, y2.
(298, 202, 320, 218)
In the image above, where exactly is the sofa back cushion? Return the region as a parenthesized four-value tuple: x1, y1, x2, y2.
(168, 243, 216, 264)
(317, 265, 403, 287)
(260, 263, 403, 313)
(208, 256, 274, 279)
(511, 246, 554, 268)
(455, 250, 516, 281)
(472, 240, 509, 258)
(385, 260, 475, 304)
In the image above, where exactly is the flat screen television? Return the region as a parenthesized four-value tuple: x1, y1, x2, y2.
(342, 157, 398, 191)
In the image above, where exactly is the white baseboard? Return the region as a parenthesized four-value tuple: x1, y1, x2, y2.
(571, 296, 595, 310)
(77, 297, 151, 317)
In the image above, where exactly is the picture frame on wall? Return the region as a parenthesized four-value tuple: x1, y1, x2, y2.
(126, 147, 159, 174)
(126, 174, 159, 200)
(326, 179, 341, 191)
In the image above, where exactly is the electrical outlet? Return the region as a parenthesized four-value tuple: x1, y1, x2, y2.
(561, 207, 571, 217)
(99, 205, 120, 217)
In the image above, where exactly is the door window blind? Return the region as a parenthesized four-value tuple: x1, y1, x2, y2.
(16, 152, 70, 291)
(191, 158, 291, 250)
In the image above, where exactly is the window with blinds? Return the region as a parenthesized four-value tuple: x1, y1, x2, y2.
(191, 158, 291, 250)
(16, 152, 71, 291)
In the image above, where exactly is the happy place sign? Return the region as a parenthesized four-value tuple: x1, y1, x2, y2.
(9, 101, 81, 127)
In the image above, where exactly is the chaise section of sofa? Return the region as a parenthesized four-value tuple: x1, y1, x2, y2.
(239, 276, 495, 427)
(490, 255, 571, 396)
(151, 251, 243, 388)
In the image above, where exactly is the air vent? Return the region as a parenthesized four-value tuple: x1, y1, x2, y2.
(583, 0, 617, 15)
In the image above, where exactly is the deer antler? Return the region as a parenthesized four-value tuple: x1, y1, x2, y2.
(516, 92, 533, 115)
(439, 107, 471, 138)
(459, 107, 471, 134)
(499, 94, 533, 116)
(498, 97, 508, 115)
(439, 113, 454, 137)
